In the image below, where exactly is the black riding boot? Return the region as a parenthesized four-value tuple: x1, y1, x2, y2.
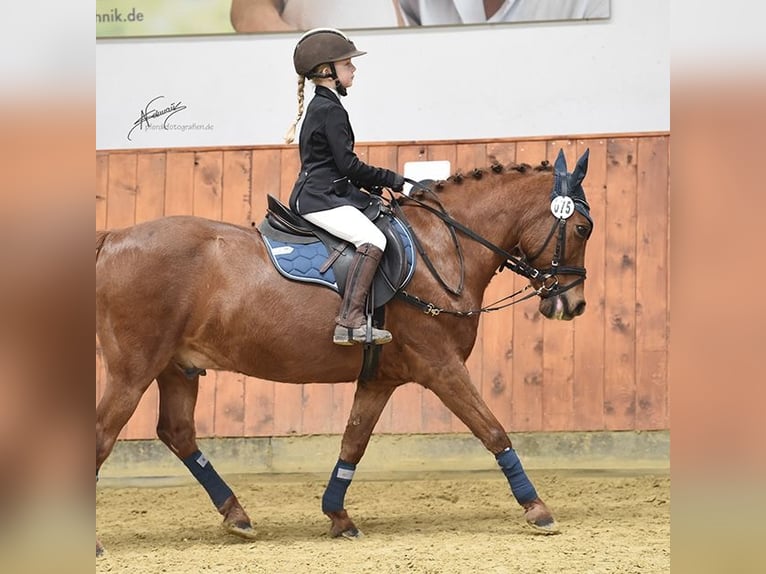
(333, 243, 392, 346)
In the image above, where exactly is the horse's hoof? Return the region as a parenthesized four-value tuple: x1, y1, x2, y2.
(326, 510, 364, 539)
(522, 498, 561, 535)
(96, 539, 105, 558)
(219, 495, 257, 540)
(222, 519, 258, 540)
(337, 526, 364, 540)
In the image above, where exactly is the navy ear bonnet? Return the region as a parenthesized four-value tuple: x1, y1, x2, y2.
(551, 148, 592, 226)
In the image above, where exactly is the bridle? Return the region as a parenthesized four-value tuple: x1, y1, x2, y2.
(514, 167, 591, 299)
(388, 165, 590, 318)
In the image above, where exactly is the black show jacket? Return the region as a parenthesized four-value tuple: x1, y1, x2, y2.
(289, 85, 400, 215)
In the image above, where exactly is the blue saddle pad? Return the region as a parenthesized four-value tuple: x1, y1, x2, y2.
(263, 237, 340, 288)
(263, 217, 415, 293)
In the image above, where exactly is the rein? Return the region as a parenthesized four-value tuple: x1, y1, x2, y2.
(385, 177, 585, 318)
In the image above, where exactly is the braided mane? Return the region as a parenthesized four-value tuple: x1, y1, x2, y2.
(413, 159, 552, 196)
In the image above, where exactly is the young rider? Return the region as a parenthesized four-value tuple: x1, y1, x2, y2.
(286, 28, 405, 346)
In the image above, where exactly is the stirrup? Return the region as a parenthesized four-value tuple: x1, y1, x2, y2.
(333, 325, 392, 346)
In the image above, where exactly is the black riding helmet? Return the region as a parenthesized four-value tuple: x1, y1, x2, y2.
(293, 28, 366, 96)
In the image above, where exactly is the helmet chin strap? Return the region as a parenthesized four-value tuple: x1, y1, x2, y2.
(308, 63, 347, 96)
(329, 62, 347, 96)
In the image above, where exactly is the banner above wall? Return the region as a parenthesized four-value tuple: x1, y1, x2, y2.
(96, 0, 610, 38)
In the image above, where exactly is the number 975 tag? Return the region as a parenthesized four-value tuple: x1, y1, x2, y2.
(550, 196, 575, 219)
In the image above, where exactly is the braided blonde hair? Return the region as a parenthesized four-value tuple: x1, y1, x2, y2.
(284, 75, 306, 144)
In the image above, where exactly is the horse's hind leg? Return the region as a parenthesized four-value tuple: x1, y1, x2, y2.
(96, 372, 156, 556)
(423, 360, 559, 534)
(155, 365, 256, 540)
(322, 381, 395, 539)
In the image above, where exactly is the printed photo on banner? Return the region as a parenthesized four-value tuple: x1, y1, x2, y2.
(97, 0, 610, 38)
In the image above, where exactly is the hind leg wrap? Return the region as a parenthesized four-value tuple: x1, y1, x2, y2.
(322, 459, 356, 513)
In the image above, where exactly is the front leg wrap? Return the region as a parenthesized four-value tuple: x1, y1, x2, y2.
(496, 447, 538, 504)
(182, 450, 234, 508)
(322, 459, 356, 512)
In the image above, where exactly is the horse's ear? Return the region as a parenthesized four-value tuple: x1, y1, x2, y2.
(571, 148, 590, 187)
(553, 148, 568, 175)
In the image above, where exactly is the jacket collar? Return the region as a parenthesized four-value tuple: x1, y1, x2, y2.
(314, 84, 341, 104)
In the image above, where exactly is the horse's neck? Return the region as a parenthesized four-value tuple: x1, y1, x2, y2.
(412, 172, 547, 299)
(443, 172, 543, 253)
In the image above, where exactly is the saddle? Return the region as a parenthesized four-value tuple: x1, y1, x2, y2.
(259, 195, 415, 310)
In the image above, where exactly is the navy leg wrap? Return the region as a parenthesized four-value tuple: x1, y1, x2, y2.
(496, 447, 538, 504)
(321, 460, 356, 513)
(182, 450, 233, 509)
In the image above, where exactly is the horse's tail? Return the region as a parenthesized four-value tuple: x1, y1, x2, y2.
(96, 229, 109, 261)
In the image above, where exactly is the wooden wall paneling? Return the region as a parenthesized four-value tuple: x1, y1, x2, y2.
(135, 153, 166, 223)
(389, 144, 427, 433)
(485, 142, 516, 168)
(222, 149, 252, 226)
(250, 148, 282, 224)
(572, 139, 608, 430)
(635, 136, 669, 429)
(271, 147, 305, 435)
(442, 143, 488, 431)
(302, 382, 335, 435)
(453, 142, 486, 397)
(122, 153, 168, 438)
(163, 151, 195, 216)
(97, 134, 670, 439)
(426, 143, 456, 167)
(280, 143, 338, 436)
(329, 382, 356, 435)
(417, 143, 460, 433)
(603, 138, 638, 429)
(480, 142, 517, 431)
(223, 149, 275, 437)
(510, 141, 548, 431)
(210, 150, 252, 438)
(278, 148, 300, 203)
(355, 145, 369, 165)
(105, 153, 137, 230)
(398, 144, 427, 171)
(192, 151, 223, 220)
(367, 144, 398, 172)
(314, 144, 371, 435)
(540, 140, 577, 431)
(189, 151, 224, 437)
(105, 153, 152, 440)
(364, 145, 399, 433)
(244, 148, 281, 436)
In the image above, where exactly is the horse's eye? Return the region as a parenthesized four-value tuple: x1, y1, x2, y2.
(575, 224, 591, 239)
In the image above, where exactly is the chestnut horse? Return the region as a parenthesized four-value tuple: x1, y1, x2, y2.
(96, 149, 592, 554)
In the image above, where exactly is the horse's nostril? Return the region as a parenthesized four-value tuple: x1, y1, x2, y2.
(574, 301, 586, 316)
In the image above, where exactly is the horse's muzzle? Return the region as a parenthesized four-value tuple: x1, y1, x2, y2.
(539, 294, 586, 321)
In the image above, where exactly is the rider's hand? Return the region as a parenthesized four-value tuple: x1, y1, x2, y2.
(390, 173, 405, 192)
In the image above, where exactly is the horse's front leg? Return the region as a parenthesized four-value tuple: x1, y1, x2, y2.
(425, 361, 559, 534)
(323, 380, 395, 539)
(155, 366, 256, 539)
